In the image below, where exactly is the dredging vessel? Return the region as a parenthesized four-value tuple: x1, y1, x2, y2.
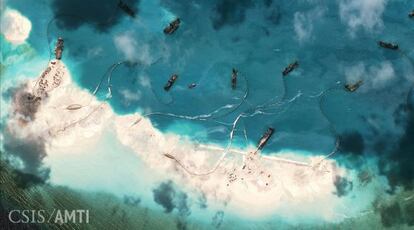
(54, 37, 64, 60)
(282, 61, 299, 76)
(257, 127, 275, 150)
(164, 18, 181, 35)
(378, 41, 399, 50)
(164, 74, 178, 91)
(231, 68, 238, 89)
(344, 80, 363, 92)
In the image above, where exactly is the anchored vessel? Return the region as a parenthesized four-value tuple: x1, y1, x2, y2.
(164, 74, 178, 91)
(257, 127, 275, 150)
(118, 0, 136, 18)
(66, 104, 83, 110)
(163, 153, 175, 160)
(231, 68, 238, 89)
(54, 37, 64, 60)
(164, 18, 181, 35)
(409, 10, 414, 18)
(282, 61, 299, 76)
(378, 41, 399, 50)
(344, 80, 363, 92)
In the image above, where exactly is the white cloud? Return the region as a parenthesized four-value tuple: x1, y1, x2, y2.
(120, 88, 142, 102)
(138, 74, 151, 88)
(294, 12, 310, 42)
(402, 61, 414, 83)
(293, 7, 325, 43)
(87, 46, 103, 58)
(1, 8, 32, 45)
(113, 32, 153, 65)
(345, 61, 396, 90)
(339, 0, 387, 36)
(369, 62, 395, 88)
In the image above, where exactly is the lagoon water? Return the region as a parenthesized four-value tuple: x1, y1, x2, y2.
(2, 0, 414, 229)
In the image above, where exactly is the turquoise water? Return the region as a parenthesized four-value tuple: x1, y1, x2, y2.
(4, 0, 414, 188)
(2, 0, 414, 228)
(27, 0, 413, 157)
(37, 1, 414, 156)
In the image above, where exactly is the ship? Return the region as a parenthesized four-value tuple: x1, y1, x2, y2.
(257, 127, 275, 150)
(282, 61, 299, 76)
(164, 18, 181, 35)
(66, 104, 83, 110)
(409, 10, 414, 18)
(188, 83, 197, 89)
(163, 153, 175, 159)
(118, 0, 136, 18)
(54, 37, 64, 60)
(378, 41, 399, 50)
(344, 80, 363, 92)
(164, 74, 178, 91)
(231, 68, 238, 89)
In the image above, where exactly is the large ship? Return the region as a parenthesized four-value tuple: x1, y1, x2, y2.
(164, 74, 178, 91)
(378, 41, 399, 50)
(257, 127, 275, 150)
(118, 0, 136, 18)
(164, 18, 181, 35)
(282, 61, 299, 76)
(231, 68, 238, 89)
(54, 37, 64, 60)
(344, 80, 363, 92)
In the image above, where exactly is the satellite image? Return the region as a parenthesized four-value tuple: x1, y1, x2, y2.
(0, 0, 413, 229)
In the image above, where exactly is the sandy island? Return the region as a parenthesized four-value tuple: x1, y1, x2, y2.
(7, 60, 355, 220)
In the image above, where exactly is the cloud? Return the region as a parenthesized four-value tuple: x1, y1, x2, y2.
(293, 7, 325, 43)
(0, 9, 32, 45)
(3, 128, 48, 178)
(1, 85, 49, 179)
(333, 176, 353, 197)
(293, 13, 310, 42)
(381, 106, 414, 190)
(114, 32, 153, 65)
(339, 131, 365, 156)
(210, 0, 253, 30)
(211, 211, 224, 228)
(152, 181, 190, 216)
(50, 0, 139, 32)
(120, 88, 141, 102)
(138, 75, 151, 88)
(379, 202, 403, 228)
(11, 84, 41, 122)
(370, 62, 395, 88)
(339, 0, 387, 36)
(344, 61, 396, 90)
